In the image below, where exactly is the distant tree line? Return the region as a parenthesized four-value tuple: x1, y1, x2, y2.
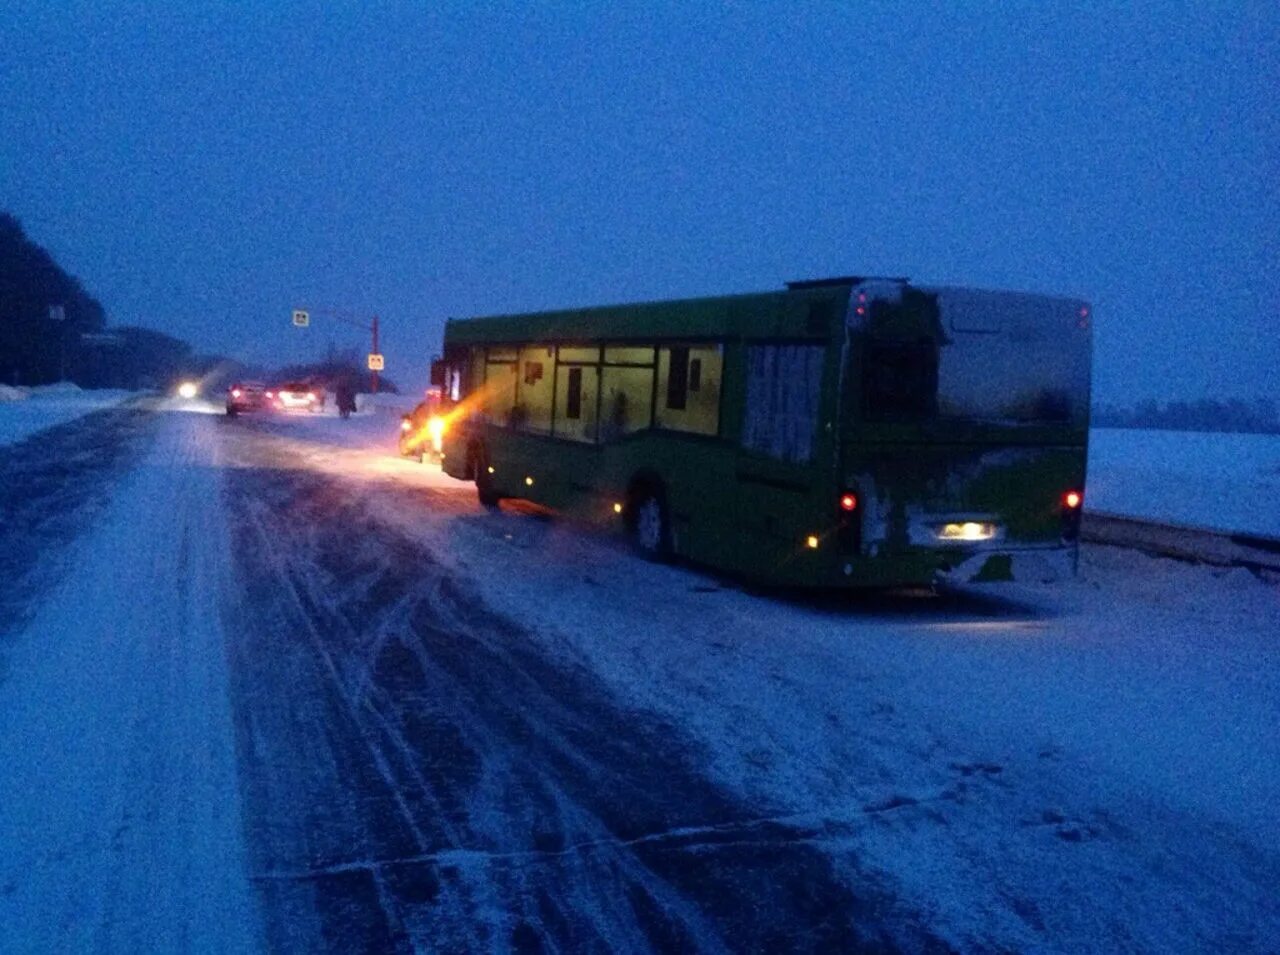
(275, 344, 400, 395)
(1, 213, 396, 394)
(1093, 397, 1279, 434)
(1, 211, 109, 386)
(0, 211, 226, 390)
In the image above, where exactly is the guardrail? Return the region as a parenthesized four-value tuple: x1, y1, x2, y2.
(1082, 512, 1280, 574)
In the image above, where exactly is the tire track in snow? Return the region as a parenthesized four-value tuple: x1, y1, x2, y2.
(219, 441, 947, 954)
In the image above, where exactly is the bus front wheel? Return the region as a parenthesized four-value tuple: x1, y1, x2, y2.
(630, 486, 671, 559)
(472, 448, 501, 509)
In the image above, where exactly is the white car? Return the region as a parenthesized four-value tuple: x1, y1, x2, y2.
(271, 381, 323, 412)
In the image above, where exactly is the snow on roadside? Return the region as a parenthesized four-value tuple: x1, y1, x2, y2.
(1087, 427, 1280, 537)
(0, 384, 137, 448)
(407, 511, 1280, 950)
(0, 411, 261, 952)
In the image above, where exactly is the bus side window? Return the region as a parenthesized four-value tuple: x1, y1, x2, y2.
(553, 360, 598, 442)
(863, 339, 938, 419)
(484, 346, 520, 426)
(656, 344, 721, 436)
(600, 364, 654, 441)
(566, 368, 583, 419)
(741, 344, 823, 462)
(666, 347, 690, 410)
(515, 345, 554, 433)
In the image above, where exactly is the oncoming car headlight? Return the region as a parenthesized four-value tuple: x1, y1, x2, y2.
(177, 381, 199, 399)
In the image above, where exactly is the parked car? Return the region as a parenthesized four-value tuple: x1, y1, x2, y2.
(400, 387, 447, 460)
(225, 381, 271, 416)
(272, 381, 323, 412)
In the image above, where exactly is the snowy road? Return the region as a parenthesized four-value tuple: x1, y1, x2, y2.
(1, 404, 1277, 952)
(0, 406, 257, 951)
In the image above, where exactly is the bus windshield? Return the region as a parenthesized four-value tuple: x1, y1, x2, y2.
(860, 286, 1091, 427)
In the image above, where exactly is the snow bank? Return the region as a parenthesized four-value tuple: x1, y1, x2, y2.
(1087, 428, 1280, 538)
(0, 384, 30, 402)
(0, 386, 136, 448)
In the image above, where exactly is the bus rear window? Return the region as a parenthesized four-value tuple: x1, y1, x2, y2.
(863, 340, 938, 419)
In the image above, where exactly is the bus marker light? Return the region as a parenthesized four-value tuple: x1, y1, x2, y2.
(400, 419, 411, 432)
(1063, 490, 1082, 509)
(839, 493, 858, 512)
(805, 535, 820, 549)
(613, 502, 623, 514)
(525, 476, 534, 486)
(487, 466, 495, 474)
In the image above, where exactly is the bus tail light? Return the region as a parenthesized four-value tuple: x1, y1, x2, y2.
(1061, 489, 1083, 541)
(837, 489, 860, 554)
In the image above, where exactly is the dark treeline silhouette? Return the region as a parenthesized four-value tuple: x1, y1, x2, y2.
(1, 211, 109, 386)
(0, 211, 245, 390)
(1, 213, 398, 394)
(1094, 397, 1279, 434)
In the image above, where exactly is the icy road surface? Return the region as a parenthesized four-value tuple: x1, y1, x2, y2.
(0, 402, 1277, 953)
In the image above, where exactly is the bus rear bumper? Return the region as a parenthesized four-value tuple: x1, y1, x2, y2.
(933, 545, 1077, 587)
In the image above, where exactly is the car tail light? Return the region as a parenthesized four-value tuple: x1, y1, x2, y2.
(307, 392, 316, 401)
(839, 492, 857, 512)
(231, 388, 242, 398)
(266, 391, 274, 398)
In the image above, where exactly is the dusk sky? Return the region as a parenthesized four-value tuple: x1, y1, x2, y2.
(3, 2, 1276, 402)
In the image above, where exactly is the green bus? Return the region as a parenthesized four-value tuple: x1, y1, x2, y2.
(435, 276, 1090, 588)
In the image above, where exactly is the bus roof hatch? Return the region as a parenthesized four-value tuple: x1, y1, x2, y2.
(785, 275, 910, 291)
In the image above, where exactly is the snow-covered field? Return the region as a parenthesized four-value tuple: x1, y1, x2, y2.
(0, 383, 136, 447)
(1088, 427, 1280, 538)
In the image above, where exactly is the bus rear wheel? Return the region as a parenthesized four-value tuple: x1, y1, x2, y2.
(630, 486, 671, 559)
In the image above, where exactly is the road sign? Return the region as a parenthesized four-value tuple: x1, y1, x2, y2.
(292, 309, 310, 327)
(367, 353, 385, 371)
(49, 305, 66, 322)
